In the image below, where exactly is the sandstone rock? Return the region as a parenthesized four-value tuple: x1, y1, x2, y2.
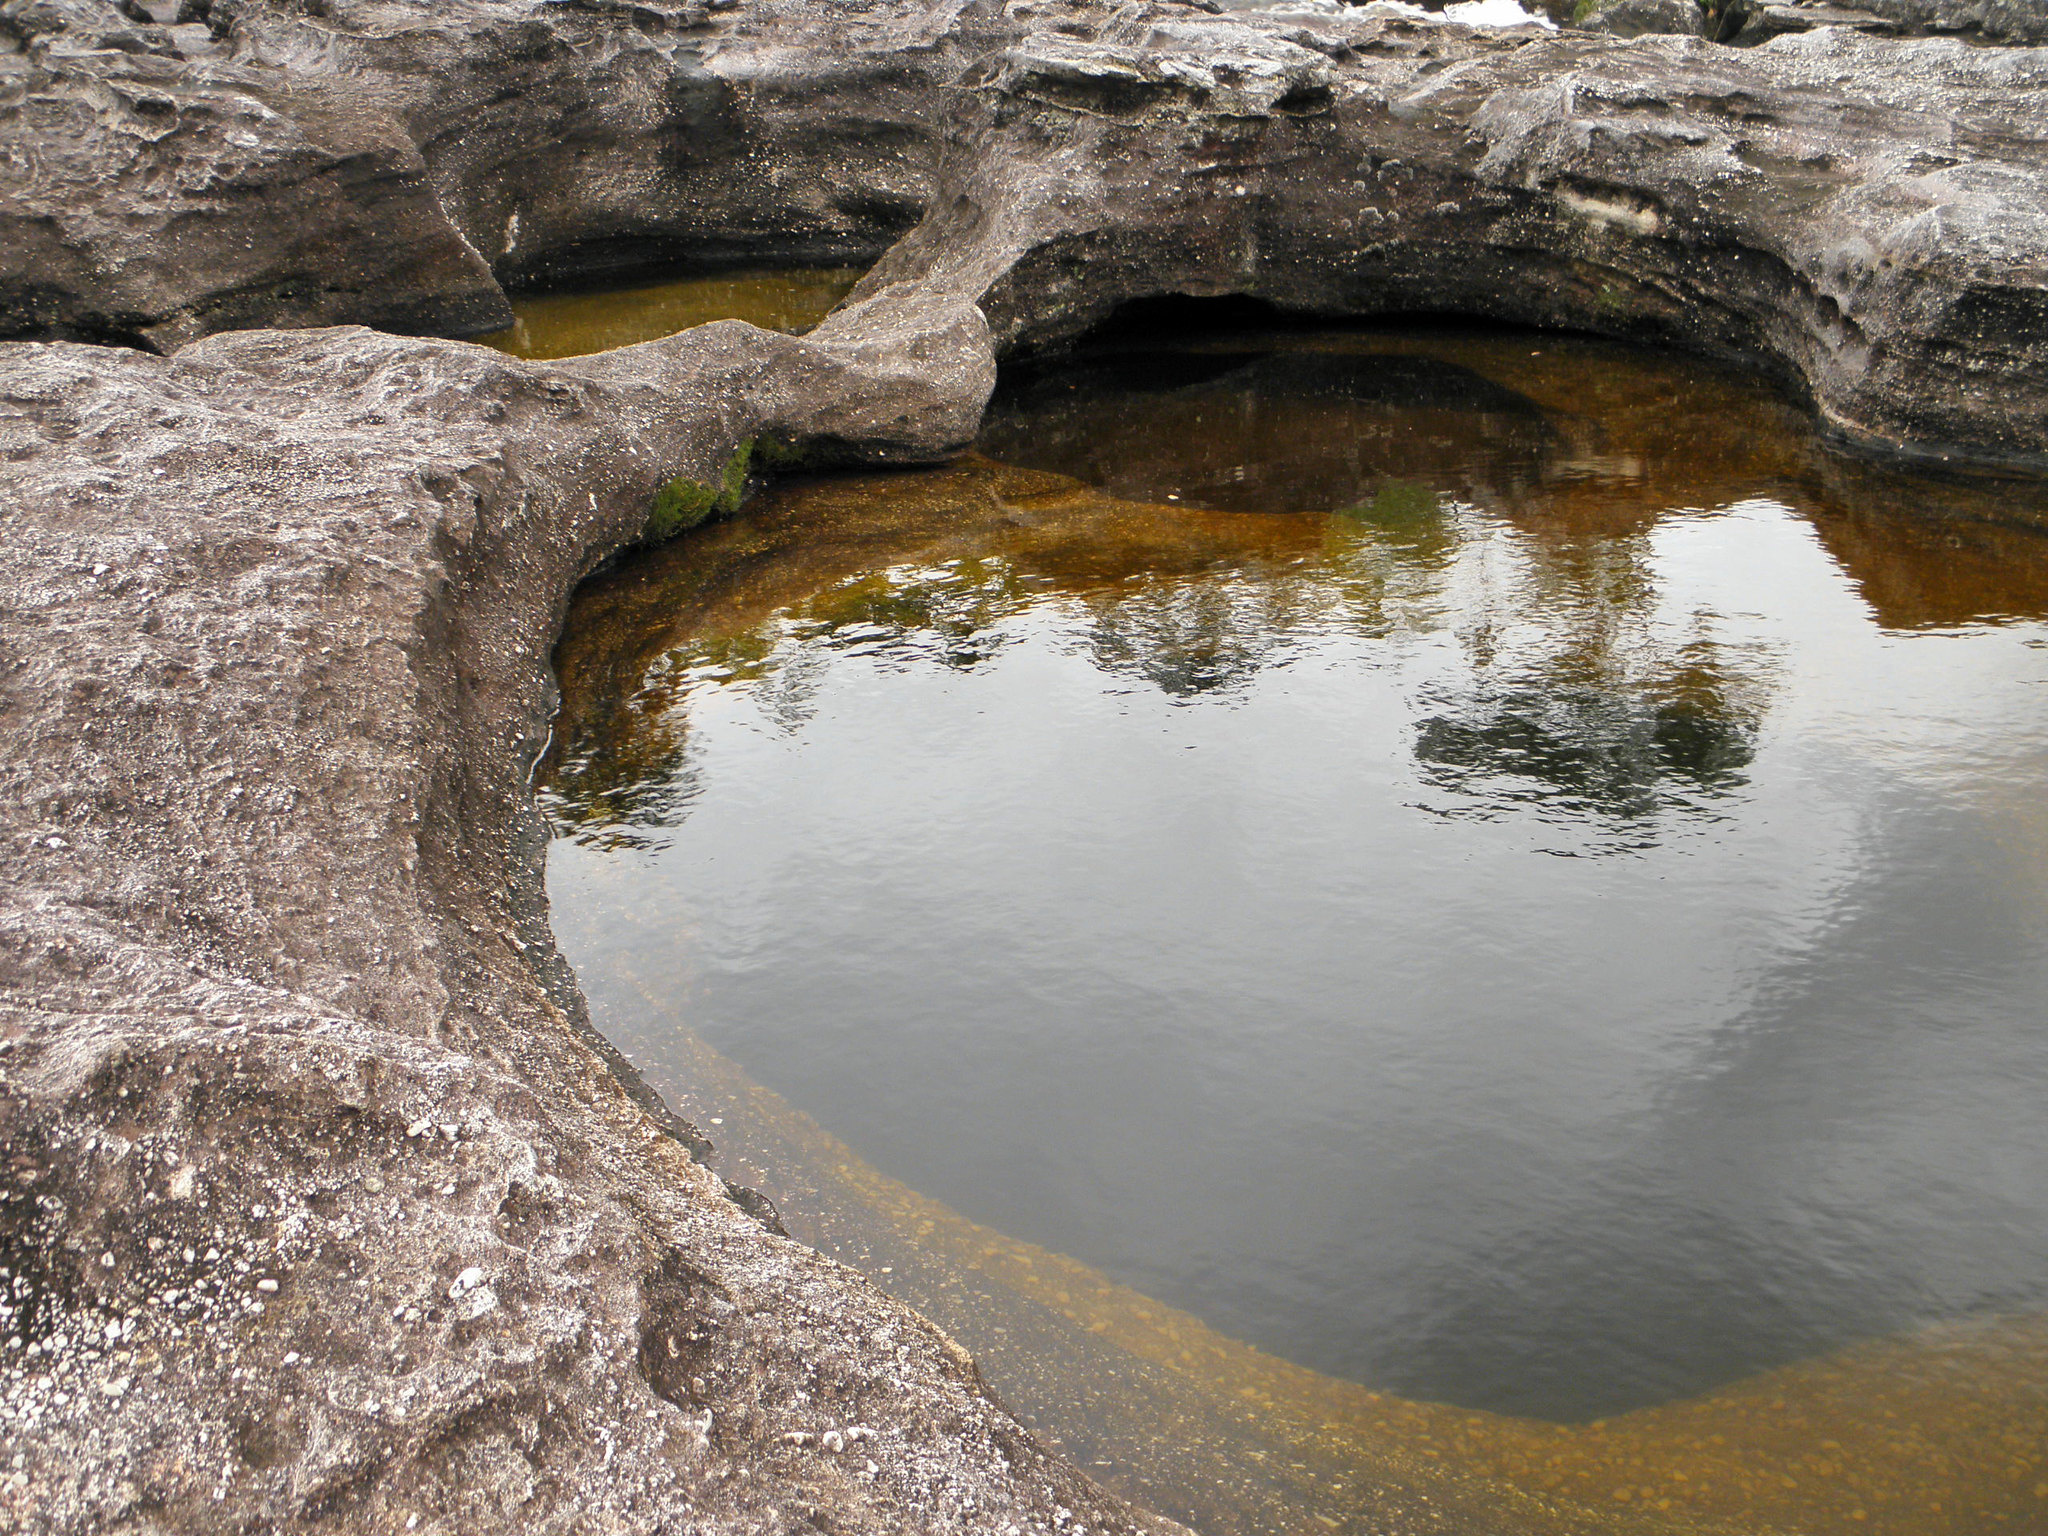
(1, 0, 970, 346)
(853, 8, 2048, 467)
(1579, 0, 1707, 37)
(0, 0, 511, 346)
(12, 0, 2044, 466)
(1586, 0, 2048, 44)
(1762, 0, 2048, 42)
(1724, 0, 1907, 41)
(0, 300, 1196, 1536)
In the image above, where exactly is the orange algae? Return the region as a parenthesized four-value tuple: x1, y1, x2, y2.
(596, 990, 2047, 1536)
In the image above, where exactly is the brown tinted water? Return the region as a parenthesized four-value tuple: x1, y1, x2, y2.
(479, 266, 862, 358)
(544, 313, 2048, 1534)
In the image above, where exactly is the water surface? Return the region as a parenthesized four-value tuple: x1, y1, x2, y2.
(481, 266, 861, 358)
(546, 319, 2048, 1531)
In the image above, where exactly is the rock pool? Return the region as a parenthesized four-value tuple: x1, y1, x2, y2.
(546, 315, 2048, 1533)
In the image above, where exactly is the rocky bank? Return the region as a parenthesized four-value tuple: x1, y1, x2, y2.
(3, 0, 2046, 1532)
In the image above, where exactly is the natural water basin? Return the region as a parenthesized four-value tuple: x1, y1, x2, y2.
(479, 266, 863, 359)
(545, 311, 2048, 1533)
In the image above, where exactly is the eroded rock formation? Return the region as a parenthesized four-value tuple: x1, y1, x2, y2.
(3, 0, 2046, 1531)
(1585, 0, 2048, 46)
(10, 0, 2047, 463)
(0, 303, 1187, 1535)
(1, 0, 981, 346)
(1737, 0, 2048, 45)
(859, 7, 2048, 466)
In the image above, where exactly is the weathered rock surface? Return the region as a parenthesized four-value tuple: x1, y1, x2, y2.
(1578, 0, 2048, 44)
(1, 0, 979, 346)
(4, 0, 2048, 1532)
(9, 0, 2048, 465)
(1580, 0, 1707, 39)
(0, 0, 512, 347)
(0, 298, 1204, 1536)
(1751, 0, 2048, 43)
(848, 7, 2048, 467)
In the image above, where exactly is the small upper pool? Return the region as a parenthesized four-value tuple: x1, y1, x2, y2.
(544, 309, 2048, 1529)
(480, 266, 862, 359)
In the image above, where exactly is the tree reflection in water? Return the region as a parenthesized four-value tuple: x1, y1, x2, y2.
(550, 337, 1819, 854)
(542, 321, 2048, 1534)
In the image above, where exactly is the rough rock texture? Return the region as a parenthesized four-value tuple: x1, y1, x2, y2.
(9, 0, 2048, 465)
(1747, 0, 2048, 43)
(5, 0, 2048, 1533)
(0, 0, 983, 346)
(1581, 0, 1707, 38)
(0, 299, 1202, 1536)
(1579, 0, 2048, 44)
(1722, 0, 1922, 43)
(848, 4, 2048, 466)
(0, 0, 512, 347)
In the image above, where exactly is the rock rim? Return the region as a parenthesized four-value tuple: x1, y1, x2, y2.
(2, 298, 1203, 1535)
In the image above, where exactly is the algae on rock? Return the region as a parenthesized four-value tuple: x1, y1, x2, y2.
(648, 440, 755, 542)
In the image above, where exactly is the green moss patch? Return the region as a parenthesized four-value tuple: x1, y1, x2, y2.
(751, 434, 811, 472)
(645, 439, 755, 544)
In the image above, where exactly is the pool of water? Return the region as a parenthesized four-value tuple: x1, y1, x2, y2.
(544, 315, 2048, 1528)
(480, 266, 862, 359)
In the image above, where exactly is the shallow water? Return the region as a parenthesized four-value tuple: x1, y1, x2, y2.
(479, 266, 861, 358)
(546, 316, 2048, 1531)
